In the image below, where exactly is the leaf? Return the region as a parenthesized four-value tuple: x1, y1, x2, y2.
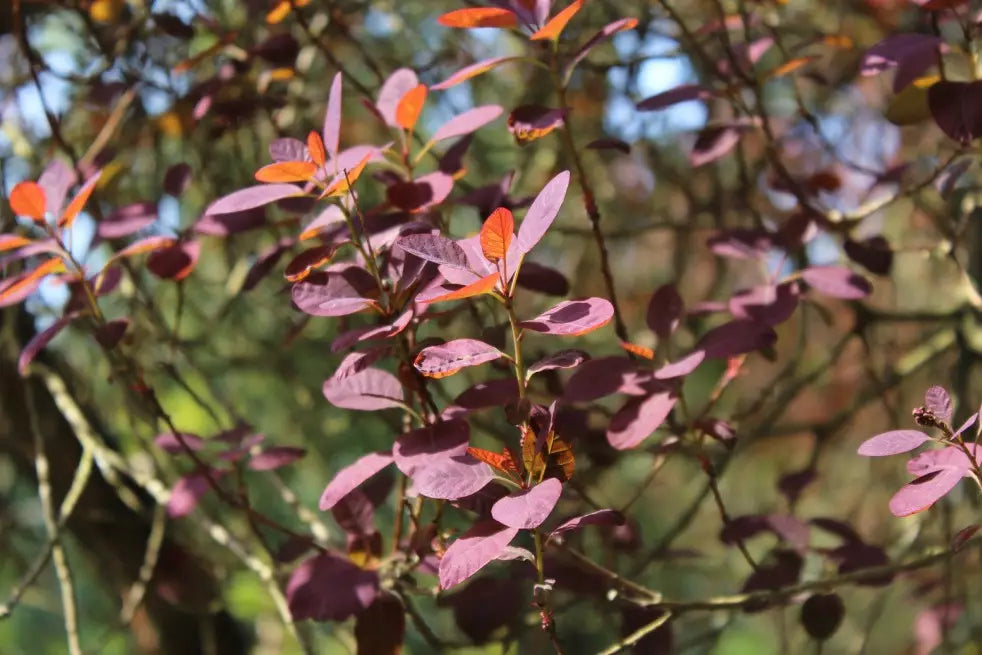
(38, 160, 75, 218)
(844, 236, 893, 276)
(928, 80, 982, 145)
(287, 552, 379, 621)
(94, 319, 129, 349)
(647, 283, 684, 338)
(563, 357, 649, 402)
(925, 386, 954, 422)
(952, 524, 981, 552)
(620, 341, 654, 359)
(654, 350, 706, 380)
(167, 470, 220, 518)
(249, 446, 306, 471)
(322, 368, 403, 411)
(466, 447, 519, 475)
(319, 452, 394, 510)
(728, 282, 800, 326)
(0, 257, 63, 306)
(420, 272, 500, 304)
(113, 236, 177, 260)
(10, 181, 47, 222)
(763, 56, 814, 80)
(527, 349, 589, 379)
(415, 339, 504, 378)
(507, 105, 567, 145)
(801, 266, 872, 299)
(393, 420, 470, 476)
(255, 161, 318, 183)
(439, 520, 519, 590)
(889, 468, 964, 517)
(284, 245, 334, 282)
(490, 478, 562, 529)
(513, 172, 570, 254)
(800, 593, 845, 641)
(858, 430, 931, 456)
(637, 84, 712, 111)
(861, 34, 942, 93)
(321, 153, 371, 197)
(18, 314, 77, 375)
(607, 390, 677, 450)
(59, 172, 101, 228)
(566, 18, 638, 74)
(480, 207, 514, 262)
(396, 234, 472, 269)
(205, 183, 303, 215)
(323, 72, 342, 159)
(396, 84, 428, 131)
(306, 131, 326, 168)
(531, 0, 583, 40)
(885, 75, 938, 126)
(98, 202, 157, 238)
(549, 509, 625, 540)
(695, 320, 776, 358)
(0, 234, 32, 252)
(147, 241, 200, 281)
(163, 163, 192, 196)
(376, 68, 419, 127)
(691, 124, 746, 167)
(433, 56, 519, 91)
(432, 105, 504, 142)
(292, 274, 376, 317)
(354, 592, 406, 655)
(521, 298, 614, 336)
(437, 7, 518, 28)
(414, 456, 494, 500)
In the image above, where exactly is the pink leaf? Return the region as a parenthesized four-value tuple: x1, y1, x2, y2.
(801, 266, 872, 299)
(322, 367, 404, 411)
(205, 184, 303, 215)
(889, 468, 964, 517)
(653, 350, 705, 380)
(490, 478, 562, 529)
(413, 456, 493, 500)
(414, 339, 504, 378)
(376, 69, 419, 127)
(515, 170, 571, 255)
(438, 520, 519, 589)
(521, 298, 613, 336)
(323, 72, 343, 160)
(607, 390, 677, 450)
(527, 349, 589, 378)
(549, 508, 625, 540)
(432, 105, 503, 142)
(319, 451, 393, 510)
(18, 314, 76, 375)
(857, 430, 931, 456)
(924, 385, 953, 422)
(393, 420, 470, 476)
(249, 446, 306, 471)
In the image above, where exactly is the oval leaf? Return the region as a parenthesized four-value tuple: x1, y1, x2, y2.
(607, 390, 677, 450)
(857, 430, 931, 456)
(515, 170, 571, 254)
(521, 298, 613, 336)
(432, 105, 503, 142)
(322, 367, 404, 411)
(480, 207, 514, 262)
(414, 339, 504, 378)
(205, 183, 303, 215)
(490, 478, 562, 529)
(319, 452, 394, 510)
(438, 520, 519, 590)
(414, 456, 493, 500)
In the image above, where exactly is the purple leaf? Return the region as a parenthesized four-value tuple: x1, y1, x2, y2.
(393, 420, 470, 476)
(889, 468, 965, 517)
(607, 390, 677, 450)
(906, 444, 980, 478)
(438, 520, 519, 589)
(205, 184, 303, 216)
(333, 349, 388, 381)
(287, 551, 379, 621)
(647, 283, 684, 338)
(586, 138, 630, 153)
(706, 228, 772, 260)
(414, 456, 493, 500)
(858, 430, 931, 456)
(927, 81, 982, 145)
(844, 236, 893, 276)
(637, 84, 712, 111)
(414, 339, 504, 378)
(801, 266, 872, 299)
(517, 261, 570, 296)
(925, 385, 953, 422)
(953, 412, 977, 438)
(729, 282, 800, 326)
(432, 105, 503, 142)
(695, 319, 777, 358)
(566, 18, 638, 74)
(98, 202, 157, 239)
(527, 349, 589, 378)
(38, 159, 76, 218)
(154, 432, 205, 454)
(292, 273, 376, 317)
(147, 241, 200, 280)
(376, 68, 419, 127)
(396, 234, 472, 270)
(19, 314, 76, 375)
(319, 451, 393, 510)
(163, 163, 192, 197)
(168, 470, 222, 518)
(521, 298, 613, 336)
(444, 378, 520, 418)
(195, 207, 266, 237)
(862, 34, 942, 93)
(549, 509, 625, 540)
(94, 318, 129, 349)
(322, 367, 403, 411)
(433, 56, 518, 91)
(269, 137, 308, 163)
(323, 72, 342, 159)
(563, 357, 649, 402)
(515, 171, 570, 255)
(491, 478, 562, 529)
(507, 105, 567, 143)
(691, 124, 746, 167)
(653, 350, 705, 380)
(386, 172, 454, 212)
(249, 446, 306, 471)
(440, 575, 525, 643)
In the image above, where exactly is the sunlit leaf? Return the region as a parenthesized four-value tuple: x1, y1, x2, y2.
(0, 257, 63, 306)
(307, 131, 326, 168)
(530, 0, 583, 41)
(59, 172, 101, 228)
(433, 57, 519, 91)
(480, 208, 514, 263)
(437, 7, 518, 28)
(420, 272, 500, 304)
(321, 153, 371, 197)
(396, 84, 428, 131)
(10, 181, 47, 223)
(0, 234, 32, 252)
(255, 161, 318, 183)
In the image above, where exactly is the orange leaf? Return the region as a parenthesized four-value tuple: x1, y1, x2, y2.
(396, 84, 428, 131)
(764, 56, 814, 80)
(530, 0, 584, 41)
(480, 207, 514, 263)
(114, 236, 177, 259)
(307, 131, 326, 168)
(0, 257, 63, 304)
(266, 0, 291, 24)
(437, 7, 518, 28)
(422, 272, 499, 304)
(467, 447, 519, 475)
(620, 341, 654, 359)
(255, 161, 317, 183)
(0, 234, 32, 252)
(10, 181, 47, 223)
(321, 153, 371, 197)
(59, 172, 101, 228)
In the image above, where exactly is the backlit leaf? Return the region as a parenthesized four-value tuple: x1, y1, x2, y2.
(255, 161, 317, 183)
(59, 172, 101, 228)
(415, 339, 504, 378)
(396, 84, 427, 131)
(438, 520, 518, 590)
(18, 313, 77, 375)
(323, 72, 342, 159)
(306, 131, 326, 168)
(10, 181, 47, 222)
(420, 272, 499, 304)
(480, 208, 514, 262)
(437, 7, 518, 28)
(433, 57, 519, 90)
(530, 0, 583, 41)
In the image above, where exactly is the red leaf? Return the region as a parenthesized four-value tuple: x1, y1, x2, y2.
(530, 0, 583, 41)
(438, 7, 518, 28)
(479, 207, 514, 263)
